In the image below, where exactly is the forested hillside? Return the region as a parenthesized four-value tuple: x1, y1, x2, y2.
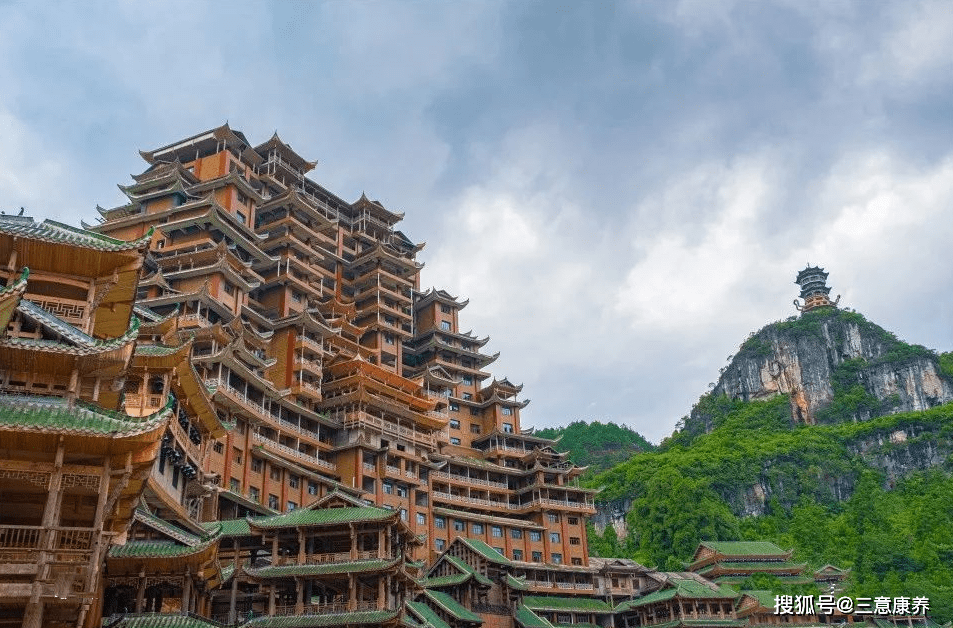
(535, 420, 655, 476)
(583, 308, 953, 621)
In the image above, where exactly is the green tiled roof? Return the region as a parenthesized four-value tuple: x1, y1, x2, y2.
(247, 610, 400, 627)
(699, 541, 789, 557)
(407, 601, 452, 628)
(522, 595, 611, 613)
(616, 588, 677, 611)
(107, 614, 223, 627)
(713, 575, 813, 586)
(135, 508, 203, 546)
(204, 518, 253, 537)
(12, 299, 141, 353)
(251, 506, 393, 529)
(0, 216, 154, 251)
(221, 564, 236, 582)
(619, 579, 738, 611)
(506, 573, 529, 590)
(515, 605, 555, 628)
(246, 558, 399, 579)
(420, 572, 471, 588)
(424, 590, 482, 623)
(135, 343, 182, 356)
(555, 624, 601, 628)
(459, 537, 511, 565)
(673, 579, 738, 599)
(445, 555, 493, 586)
(108, 538, 215, 559)
(739, 590, 776, 609)
(0, 394, 173, 435)
(698, 561, 806, 574)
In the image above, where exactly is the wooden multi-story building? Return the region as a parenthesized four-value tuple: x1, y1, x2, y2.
(90, 124, 596, 569)
(0, 216, 171, 628)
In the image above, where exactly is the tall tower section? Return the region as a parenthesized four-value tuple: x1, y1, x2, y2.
(794, 265, 840, 313)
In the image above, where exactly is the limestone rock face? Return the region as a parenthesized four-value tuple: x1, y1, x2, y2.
(710, 309, 953, 425)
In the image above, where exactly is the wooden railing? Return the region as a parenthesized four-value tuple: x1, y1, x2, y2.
(0, 525, 94, 551)
(252, 433, 335, 471)
(273, 600, 378, 616)
(432, 471, 508, 490)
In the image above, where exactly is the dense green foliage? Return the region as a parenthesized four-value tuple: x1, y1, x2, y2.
(585, 395, 953, 620)
(535, 420, 655, 476)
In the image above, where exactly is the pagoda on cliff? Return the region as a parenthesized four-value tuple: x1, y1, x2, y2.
(793, 265, 839, 313)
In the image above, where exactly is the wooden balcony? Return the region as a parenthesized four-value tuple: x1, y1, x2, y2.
(252, 433, 336, 471)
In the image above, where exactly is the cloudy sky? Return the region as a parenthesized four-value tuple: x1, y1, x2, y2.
(1, 1, 951, 442)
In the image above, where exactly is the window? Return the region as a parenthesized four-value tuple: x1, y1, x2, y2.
(435, 516, 446, 529)
(416, 513, 426, 526)
(548, 514, 559, 524)
(450, 403, 460, 412)
(552, 553, 562, 564)
(550, 532, 561, 543)
(400, 508, 408, 521)
(503, 423, 514, 433)
(568, 517, 579, 525)
(511, 529, 523, 539)
(440, 304, 451, 314)
(213, 442, 224, 454)
(384, 334, 395, 345)
(396, 485, 407, 498)
(492, 526, 503, 538)
(236, 210, 247, 224)
(462, 392, 472, 401)
(472, 523, 484, 534)
(532, 551, 542, 562)
(469, 408, 481, 416)
(223, 282, 235, 296)
(232, 448, 243, 465)
(289, 475, 299, 489)
(450, 437, 461, 445)
(529, 531, 542, 542)
(570, 537, 581, 545)
(155, 239, 166, 249)
(453, 520, 466, 532)
(449, 419, 460, 429)
(249, 486, 260, 501)
(230, 477, 241, 492)
(251, 458, 263, 473)
(462, 376, 473, 386)
(383, 482, 393, 495)
(494, 547, 505, 555)
(291, 291, 303, 303)
(513, 549, 524, 561)
(470, 423, 481, 434)
(502, 407, 513, 416)
(435, 538, 446, 551)
(287, 501, 297, 511)
(308, 482, 318, 495)
(440, 320, 451, 331)
(236, 421, 246, 434)
(268, 494, 279, 510)
(270, 468, 281, 481)
(237, 192, 248, 206)
(571, 557, 582, 566)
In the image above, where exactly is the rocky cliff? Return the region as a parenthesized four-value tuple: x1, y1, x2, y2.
(703, 307, 953, 427)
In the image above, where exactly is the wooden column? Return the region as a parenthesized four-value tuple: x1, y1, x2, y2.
(296, 577, 304, 614)
(378, 528, 385, 559)
(268, 585, 276, 615)
(228, 571, 239, 624)
(350, 524, 357, 560)
(298, 528, 306, 563)
(348, 574, 357, 611)
(378, 576, 386, 610)
(182, 569, 192, 614)
(136, 571, 146, 612)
